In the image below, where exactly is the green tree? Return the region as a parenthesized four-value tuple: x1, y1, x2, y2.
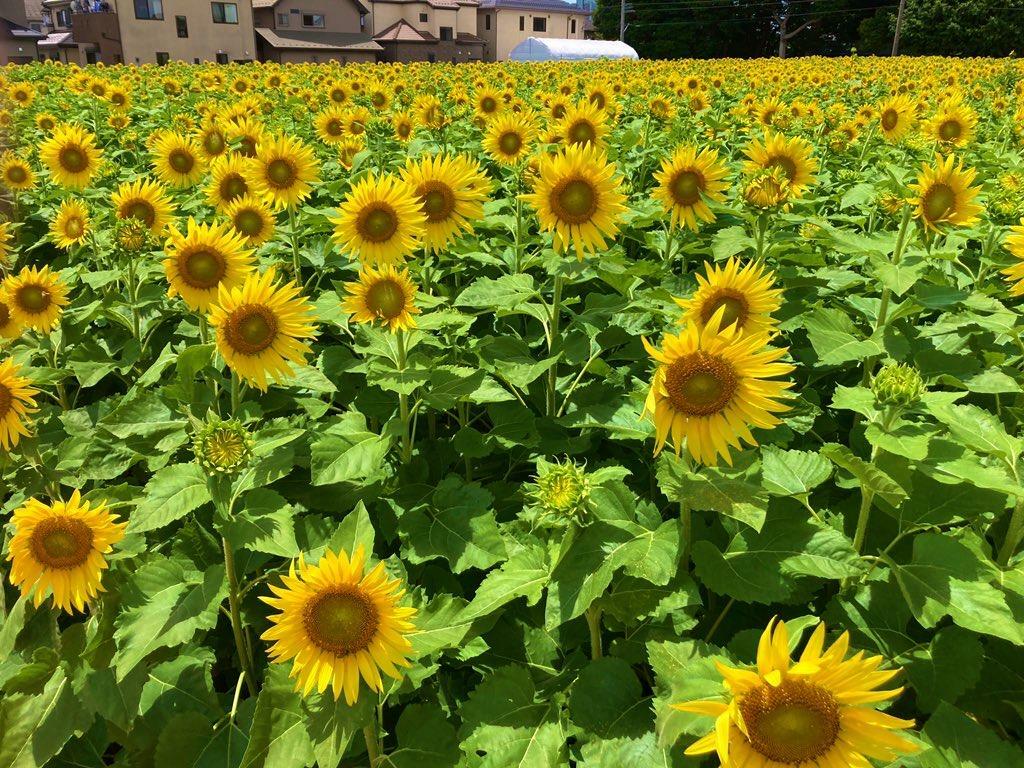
(859, 0, 1024, 56)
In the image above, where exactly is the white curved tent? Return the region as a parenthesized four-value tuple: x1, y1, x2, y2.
(509, 38, 638, 62)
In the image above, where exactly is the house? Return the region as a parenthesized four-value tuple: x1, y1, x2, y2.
(35, 0, 119, 64)
(1, 0, 42, 63)
(252, 0, 381, 63)
(369, 0, 483, 63)
(476, 0, 586, 62)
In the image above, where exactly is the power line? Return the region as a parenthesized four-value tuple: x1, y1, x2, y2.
(627, 3, 899, 24)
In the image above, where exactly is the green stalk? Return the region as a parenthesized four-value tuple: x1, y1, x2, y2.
(998, 498, 1024, 566)
(222, 535, 258, 697)
(546, 274, 565, 418)
(396, 330, 413, 462)
(230, 371, 242, 417)
(287, 206, 302, 280)
(584, 606, 603, 660)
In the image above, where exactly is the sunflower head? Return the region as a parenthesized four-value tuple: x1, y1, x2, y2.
(676, 258, 782, 337)
(7, 491, 127, 613)
(331, 173, 426, 267)
(530, 458, 591, 525)
(50, 198, 90, 250)
(873, 362, 925, 409)
(0, 357, 37, 449)
(163, 218, 255, 312)
(260, 546, 417, 704)
(743, 167, 792, 210)
(909, 154, 983, 232)
(2, 265, 69, 334)
(247, 134, 320, 211)
(193, 416, 254, 476)
(38, 123, 102, 189)
(343, 264, 421, 333)
(482, 112, 537, 166)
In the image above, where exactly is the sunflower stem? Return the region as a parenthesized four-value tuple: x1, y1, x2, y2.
(584, 605, 603, 660)
(852, 443, 882, 557)
(396, 330, 413, 462)
(997, 497, 1024, 567)
(546, 274, 565, 418)
(513, 164, 525, 273)
(222, 536, 258, 698)
(363, 722, 382, 767)
(287, 206, 302, 281)
(230, 371, 242, 417)
(680, 501, 693, 569)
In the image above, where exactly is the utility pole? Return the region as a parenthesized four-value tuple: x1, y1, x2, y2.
(891, 0, 906, 56)
(619, 0, 626, 40)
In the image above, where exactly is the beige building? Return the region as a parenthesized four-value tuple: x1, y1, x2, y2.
(369, 0, 482, 62)
(252, 0, 380, 63)
(477, 0, 585, 62)
(114, 0, 256, 64)
(1, 0, 42, 63)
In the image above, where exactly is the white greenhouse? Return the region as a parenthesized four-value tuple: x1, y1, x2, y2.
(508, 37, 639, 62)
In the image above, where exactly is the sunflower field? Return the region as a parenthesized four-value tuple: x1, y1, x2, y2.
(0, 54, 1023, 768)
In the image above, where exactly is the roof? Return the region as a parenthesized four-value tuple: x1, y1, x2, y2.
(36, 29, 72, 44)
(509, 37, 637, 60)
(254, 28, 382, 51)
(478, 0, 586, 11)
(0, 16, 43, 37)
(371, 0, 464, 8)
(373, 18, 433, 43)
(456, 31, 484, 43)
(252, 0, 369, 12)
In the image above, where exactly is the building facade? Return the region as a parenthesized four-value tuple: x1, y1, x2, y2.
(252, 0, 380, 63)
(1, 0, 42, 63)
(370, 0, 482, 63)
(477, 0, 586, 62)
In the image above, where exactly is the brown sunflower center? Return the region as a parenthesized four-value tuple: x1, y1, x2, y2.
(303, 587, 379, 656)
(881, 109, 899, 131)
(365, 279, 406, 319)
(671, 170, 705, 206)
(182, 249, 226, 289)
(349, 120, 366, 136)
(397, 122, 411, 139)
(552, 178, 598, 224)
(552, 103, 567, 120)
(663, 351, 738, 416)
(419, 182, 455, 223)
(480, 96, 497, 113)
(766, 155, 797, 181)
(0, 303, 10, 328)
(922, 183, 956, 222)
(938, 119, 962, 142)
(220, 174, 248, 202)
(169, 149, 195, 174)
(125, 200, 156, 226)
(40, 117, 55, 130)
(739, 679, 841, 765)
(29, 516, 94, 570)
(357, 204, 399, 243)
(204, 131, 226, 155)
(238, 137, 258, 157)
(0, 381, 10, 416)
(590, 92, 606, 110)
(499, 131, 523, 156)
(225, 304, 278, 354)
(566, 119, 597, 146)
(65, 216, 85, 238)
(111, 93, 126, 106)
(235, 209, 264, 236)
(59, 146, 88, 174)
(17, 284, 51, 313)
(325, 118, 343, 137)
(7, 166, 27, 184)
(699, 289, 749, 329)
(371, 92, 386, 108)
(330, 89, 346, 103)
(267, 158, 296, 188)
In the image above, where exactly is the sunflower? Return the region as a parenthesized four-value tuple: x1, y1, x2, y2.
(742, 132, 818, 197)
(676, 258, 782, 337)
(643, 310, 793, 465)
(50, 199, 90, 250)
(196, 119, 230, 161)
(925, 99, 977, 148)
(164, 219, 255, 312)
(151, 131, 205, 188)
(1001, 219, 1024, 296)
(35, 113, 57, 132)
(206, 154, 255, 212)
(401, 154, 492, 252)
(392, 111, 415, 143)
(2, 266, 69, 334)
(223, 194, 277, 247)
(331, 174, 426, 266)
(8, 82, 34, 106)
(314, 106, 348, 144)
(245, 134, 319, 211)
(261, 546, 416, 704)
(0, 295, 23, 339)
(226, 116, 266, 158)
(0, 156, 35, 191)
(38, 124, 102, 189)
(474, 87, 504, 119)
(557, 100, 609, 149)
(111, 178, 175, 237)
(343, 264, 421, 332)
(0, 222, 11, 267)
(343, 107, 373, 138)
(877, 94, 916, 142)
(482, 112, 537, 165)
(337, 137, 365, 171)
(0, 358, 37, 449)
(415, 95, 445, 129)
(7, 491, 126, 613)
(523, 143, 627, 260)
(652, 146, 729, 231)
(674, 618, 919, 768)
(326, 80, 349, 105)
(909, 155, 983, 232)
(208, 267, 317, 391)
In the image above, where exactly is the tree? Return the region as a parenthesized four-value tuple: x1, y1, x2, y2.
(858, 0, 1024, 57)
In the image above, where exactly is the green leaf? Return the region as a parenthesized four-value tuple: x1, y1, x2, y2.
(309, 412, 390, 487)
(820, 443, 907, 506)
(326, 501, 376, 558)
(455, 274, 538, 310)
(926, 401, 1022, 463)
(918, 703, 1024, 768)
(657, 454, 767, 531)
(128, 463, 211, 534)
(0, 671, 93, 768)
(462, 545, 548, 622)
(386, 703, 461, 768)
(803, 307, 882, 366)
(760, 446, 832, 498)
(219, 489, 299, 558)
(568, 657, 651, 739)
(904, 627, 984, 713)
(239, 665, 315, 768)
(302, 693, 373, 768)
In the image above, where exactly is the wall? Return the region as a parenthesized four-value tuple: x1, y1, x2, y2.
(489, 8, 584, 60)
(265, 0, 363, 34)
(116, 0, 257, 63)
(0, 38, 36, 64)
(72, 11, 122, 62)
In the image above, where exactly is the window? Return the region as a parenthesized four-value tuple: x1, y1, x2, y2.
(216, 52, 229, 63)
(134, 0, 163, 20)
(176, 15, 188, 36)
(518, 15, 523, 30)
(155, 51, 169, 64)
(440, 26, 452, 40)
(571, 18, 576, 34)
(418, 12, 427, 22)
(277, 12, 288, 25)
(532, 16, 546, 32)
(56, 9, 71, 27)
(485, 14, 490, 30)
(211, 2, 238, 23)
(302, 13, 324, 27)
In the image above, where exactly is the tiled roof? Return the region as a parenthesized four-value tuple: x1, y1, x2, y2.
(373, 19, 433, 43)
(254, 28, 382, 51)
(253, 0, 369, 12)
(372, 0, 463, 8)
(478, 0, 585, 10)
(456, 31, 484, 43)
(36, 29, 72, 44)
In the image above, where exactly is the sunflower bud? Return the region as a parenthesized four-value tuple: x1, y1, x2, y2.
(193, 417, 254, 476)
(531, 458, 591, 524)
(114, 218, 155, 254)
(743, 167, 791, 210)
(872, 362, 925, 409)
